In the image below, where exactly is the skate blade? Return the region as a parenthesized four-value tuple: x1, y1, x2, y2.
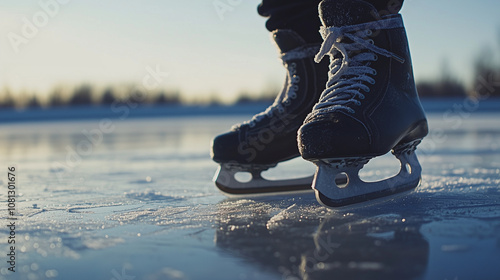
(214, 164, 313, 196)
(312, 147, 422, 208)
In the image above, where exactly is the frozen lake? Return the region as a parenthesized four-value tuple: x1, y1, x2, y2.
(0, 109, 499, 280)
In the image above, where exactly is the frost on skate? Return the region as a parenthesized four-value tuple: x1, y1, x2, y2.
(298, 0, 428, 208)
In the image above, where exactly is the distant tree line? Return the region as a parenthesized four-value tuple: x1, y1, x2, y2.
(417, 53, 500, 98)
(0, 84, 282, 110)
(0, 85, 182, 109)
(1, 46, 500, 109)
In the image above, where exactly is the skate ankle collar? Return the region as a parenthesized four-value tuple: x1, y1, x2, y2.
(315, 16, 405, 64)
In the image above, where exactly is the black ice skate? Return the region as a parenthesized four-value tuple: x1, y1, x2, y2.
(212, 29, 328, 195)
(298, 0, 428, 207)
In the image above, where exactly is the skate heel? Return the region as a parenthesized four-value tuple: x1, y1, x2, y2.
(392, 138, 422, 155)
(396, 119, 428, 150)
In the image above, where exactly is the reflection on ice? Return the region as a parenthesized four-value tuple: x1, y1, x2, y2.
(215, 197, 429, 280)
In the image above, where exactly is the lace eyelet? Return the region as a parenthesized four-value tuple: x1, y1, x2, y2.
(365, 29, 373, 36)
(292, 75, 300, 83)
(373, 54, 378, 61)
(367, 39, 374, 45)
(371, 69, 377, 75)
(359, 94, 365, 100)
(290, 93, 297, 99)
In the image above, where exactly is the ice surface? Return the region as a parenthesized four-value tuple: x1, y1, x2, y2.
(0, 112, 499, 280)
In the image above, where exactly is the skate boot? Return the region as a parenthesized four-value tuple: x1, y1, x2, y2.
(212, 29, 329, 195)
(298, 0, 428, 207)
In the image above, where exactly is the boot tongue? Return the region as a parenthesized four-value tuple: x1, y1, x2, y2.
(271, 30, 306, 53)
(319, 0, 380, 27)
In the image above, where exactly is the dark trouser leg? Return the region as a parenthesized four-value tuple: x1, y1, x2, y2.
(257, 0, 323, 43)
(257, 0, 404, 43)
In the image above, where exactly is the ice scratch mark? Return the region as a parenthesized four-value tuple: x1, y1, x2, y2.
(26, 208, 47, 217)
(124, 189, 185, 202)
(67, 203, 124, 213)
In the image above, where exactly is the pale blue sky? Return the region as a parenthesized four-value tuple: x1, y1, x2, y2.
(1, 0, 499, 102)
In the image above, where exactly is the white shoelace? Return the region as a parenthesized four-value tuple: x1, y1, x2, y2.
(309, 17, 405, 117)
